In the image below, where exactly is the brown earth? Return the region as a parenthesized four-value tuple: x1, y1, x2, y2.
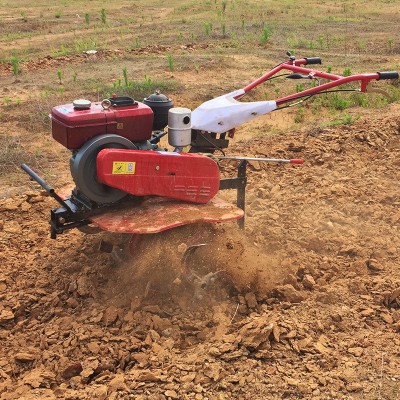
(1, 1, 400, 396)
(1, 103, 400, 399)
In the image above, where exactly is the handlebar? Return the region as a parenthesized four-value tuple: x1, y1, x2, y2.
(305, 57, 322, 65)
(239, 54, 399, 106)
(377, 71, 399, 80)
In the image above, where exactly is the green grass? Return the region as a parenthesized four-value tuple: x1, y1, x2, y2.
(10, 56, 20, 78)
(167, 54, 174, 72)
(103, 72, 181, 101)
(1, 0, 398, 63)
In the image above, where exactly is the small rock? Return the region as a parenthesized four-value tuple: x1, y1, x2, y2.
(366, 258, 383, 273)
(286, 377, 301, 386)
(22, 368, 55, 389)
(360, 308, 375, 317)
(28, 195, 44, 203)
(348, 347, 364, 357)
(177, 243, 187, 253)
(87, 342, 100, 354)
(389, 288, 400, 303)
(248, 160, 261, 171)
(165, 389, 178, 398)
(136, 370, 161, 382)
(280, 284, 305, 303)
(244, 292, 258, 309)
(181, 373, 196, 383)
(314, 341, 331, 355)
(109, 374, 129, 393)
(238, 315, 274, 350)
(3, 221, 22, 234)
(381, 313, 394, 324)
(91, 385, 108, 400)
(66, 297, 79, 308)
(302, 274, 316, 290)
(208, 347, 221, 357)
(20, 202, 31, 212)
(102, 306, 119, 326)
(346, 382, 363, 392)
(14, 352, 36, 362)
(283, 274, 301, 290)
(61, 363, 83, 380)
(0, 310, 14, 324)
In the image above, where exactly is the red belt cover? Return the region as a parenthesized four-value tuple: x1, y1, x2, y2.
(96, 149, 220, 203)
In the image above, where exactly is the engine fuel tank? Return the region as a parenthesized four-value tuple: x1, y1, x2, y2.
(51, 98, 154, 150)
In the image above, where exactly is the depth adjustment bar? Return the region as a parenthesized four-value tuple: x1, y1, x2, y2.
(219, 160, 247, 229)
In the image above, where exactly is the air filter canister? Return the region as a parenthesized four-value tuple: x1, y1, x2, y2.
(168, 107, 192, 148)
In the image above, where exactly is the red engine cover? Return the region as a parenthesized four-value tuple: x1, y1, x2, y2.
(96, 150, 220, 203)
(51, 101, 153, 150)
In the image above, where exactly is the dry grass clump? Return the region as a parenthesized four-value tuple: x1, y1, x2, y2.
(0, 135, 38, 176)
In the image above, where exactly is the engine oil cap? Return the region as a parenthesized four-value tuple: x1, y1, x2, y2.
(73, 99, 92, 110)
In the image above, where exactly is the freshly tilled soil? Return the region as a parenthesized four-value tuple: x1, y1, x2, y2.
(1, 109, 400, 399)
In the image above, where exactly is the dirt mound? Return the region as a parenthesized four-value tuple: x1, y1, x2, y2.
(1, 110, 400, 399)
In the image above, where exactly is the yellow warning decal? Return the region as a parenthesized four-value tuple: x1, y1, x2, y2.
(112, 161, 136, 174)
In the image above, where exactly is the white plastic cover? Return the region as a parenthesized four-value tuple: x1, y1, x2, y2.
(191, 89, 277, 133)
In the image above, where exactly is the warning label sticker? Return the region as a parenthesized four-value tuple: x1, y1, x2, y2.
(112, 161, 136, 174)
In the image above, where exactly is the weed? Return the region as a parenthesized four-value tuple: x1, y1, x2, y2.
(3, 97, 11, 106)
(343, 67, 352, 77)
(357, 39, 367, 52)
(330, 93, 350, 110)
(122, 67, 129, 87)
(326, 113, 360, 126)
(221, 22, 226, 37)
(55, 12, 61, 19)
(57, 70, 63, 85)
(260, 25, 272, 45)
(101, 8, 107, 24)
(103, 74, 180, 101)
(296, 84, 304, 93)
(388, 38, 393, 52)
(204, 22, 213, 36)
(72, 71, 77, 82)
(133, 38, 141, 49)
(326, 65, 332, 74)
(222, 0, 227, 14)
(52, 44, 70, 57)
(0, 136, 38, 176)
(85, 13, 90, 25)
(74, 38, 97, 53)
(318, 35, 324, 49)
(167, 54, 174, 72)
(294, 106, 305, 123)
(20, 11, 27, 22)
(10, 56, 20, 79)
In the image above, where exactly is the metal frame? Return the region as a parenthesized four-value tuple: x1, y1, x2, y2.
(22, 161, 249, 238)
(219, 160, 247, 229)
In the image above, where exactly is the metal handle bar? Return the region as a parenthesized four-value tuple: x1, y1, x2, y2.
(21, 163, 72, 211)
(236, 56, 398, 106)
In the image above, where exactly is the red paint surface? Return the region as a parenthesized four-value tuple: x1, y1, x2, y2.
(51, 101, 153, 149)
(97, 149, 220, 203)
(89, 196, 244, 234)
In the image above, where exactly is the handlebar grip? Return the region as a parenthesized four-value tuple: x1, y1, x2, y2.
(305, 57, 322, 65)
(377, 71, 399, 80)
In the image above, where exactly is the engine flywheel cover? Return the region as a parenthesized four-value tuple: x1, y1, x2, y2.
(70, 134, 137, 204)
